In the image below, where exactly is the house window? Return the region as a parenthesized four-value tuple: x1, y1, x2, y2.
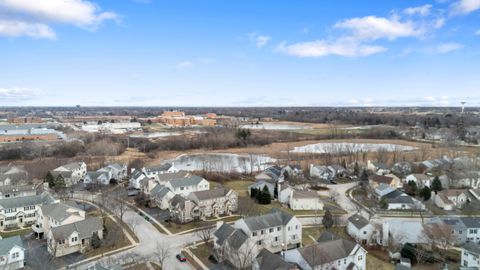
(11, 252, 19, 259)
(288, 226, 291, 231)
(261, 230, 264, 235)
(72, 237, 78, 242)
(295, 225, 299, 230)
(344, 259, 347, 264)
(257, 240, 262, 245)
(274, 236, 279, 242)
(358, 255, 363, 261)
(277, 227, 281, 231)
(269, 228, 274, 233)
(363, 231, 367, 235)
(252, 232, 257, 237)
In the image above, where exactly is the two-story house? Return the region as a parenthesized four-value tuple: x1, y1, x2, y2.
(430, 217, 480, 245)
(289, 190, 323, 211)
(47, 217, 103, 257)
(461, 242, 480, 269)
(0, 184, 37, 199)
(164, 175, 209, 196)
(142, 171, 190, 194)
(51, 162, 87, 187)
(0, 191, 57, 231)
(0, 164, 29, 186)
(435, 189, 469, 210)
(84, 171, 111, 186)
(347, 214, 379, 246)
(0, 236, 25, 270)
(213, 209, 302, 268)
(97, 163, 127, 181)
(284, 232, 367, 270)
(142, 163, 179, 179)
(33, 202, 85, 239)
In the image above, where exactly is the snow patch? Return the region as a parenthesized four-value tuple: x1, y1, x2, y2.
(291, 142, 416, 154)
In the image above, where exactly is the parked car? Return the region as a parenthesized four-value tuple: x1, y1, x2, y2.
(176, 254, 187, 262)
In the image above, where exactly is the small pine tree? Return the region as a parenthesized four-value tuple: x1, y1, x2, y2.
(405, 180, 417, 196)
(379, 197, 388, 209)
(250, 187, 258, 198)
(420, 186, 432, 201)
(54, 175, 66, 189)
(431, 176, 442, 193)
(360, 169, 369, 182)
(260, 186, 271, 205)
(45, 171, 55, 188)
(353, 162, 360, 177)
(322, 209, 334, 230)
(91, 232, 101, 249)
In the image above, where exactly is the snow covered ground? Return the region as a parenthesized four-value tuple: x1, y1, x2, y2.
(240, 124, 312, 130)
(167, 153, 276, 173)
(129, 131, 182, 138)
(291, 142, 416, 154)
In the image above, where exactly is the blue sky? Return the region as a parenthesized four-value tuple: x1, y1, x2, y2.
(0, 0, 480, 106)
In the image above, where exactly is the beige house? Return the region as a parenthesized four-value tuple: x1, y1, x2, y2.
(289, 190, 323, 211)
(47, 217, 103, 257)
(369, 174, 402, 189)
(434, 189, 469, 210)
(33, 202, 85, 239)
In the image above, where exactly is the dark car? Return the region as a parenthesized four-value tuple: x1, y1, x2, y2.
(208, 255, 218, 264)
(176, 254, 187, 262)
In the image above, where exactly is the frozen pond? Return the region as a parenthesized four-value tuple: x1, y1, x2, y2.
(291, 142, 416, 154)
(168, 153, 276, 173)
(240, 124, 312, 130)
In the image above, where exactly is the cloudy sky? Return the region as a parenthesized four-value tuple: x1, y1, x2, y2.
(1, 0, 480, 106)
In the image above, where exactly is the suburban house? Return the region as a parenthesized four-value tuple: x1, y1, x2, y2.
(447, 171, 480, 189)
(391, 162, 414, 177)
(430, 217, 480, 245)
(84, 171, 110, 186)
(0, 191, 57, 231)
(213, 209, 302, 268)
(150, 185, 175, 210)
(405, 174, 432, 188)
(142, 163, 179, 179)
(374, 184, 425, 210)
(469, 189, 480, 201)
(169, 187, 238, 223)
(278, 183, 295, 204)
(282, 165, 303, 179)
(248, 180, 275, 198)
(461, 242, 480, 269)
(252, 248, 297, 270)
(51, 162, 87, 187)
(0, 164, 29, 186)
(142, 171, 190, 194)
(289, 190, 323, 211)
(33, 202, 86, 239)
(347, 214, 379, 245)
(129, 169, 148, 190)
(369, 174, 402, 189)
(0, 184, 37, 199)
(255, 166, 284, 183)
(97, 163, 127, 181)
(434, 189, 469, 210)
(309, 165, 334, 181)
(284, 232, 367, 270)
(164, 175, 209, 197)
(328, 165, 348, 178)
(0, 236, 25, 270)
(419, 156, 453, 172)
(187, 187, 238, 218)
(47, 217, 103, 257)
(367, 160, 390, 175)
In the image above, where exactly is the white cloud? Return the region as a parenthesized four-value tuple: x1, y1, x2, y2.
(436, 42, 463, 53)
(423, 96, 436, 101)
(451, 0, 480, 15)
(0, 86, 43, 101)
(0, 0, 118, 39)
(404, 4, 433, 16)
(248, 33, 271, 48)
(0, 20, 56, 39)
(276, 38, 386, 58)
(176, 61, 194, 70)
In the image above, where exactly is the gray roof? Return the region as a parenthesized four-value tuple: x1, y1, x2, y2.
(227, 229, 248, 250)
(0, 236, 24, 255)
(86, 171, 108, 180)
(292, 190, 318, 199)
(189, 187, 232, 201)
(51, 217, 102, 240)
(463, 242, 480, 255)
(51, 170, 73, 179)
(214, 223, 235, 246)
(299, 238, 358, 267)
(387, 195, 415, 204)
(144, 163, 172, 174)
(460, 217, 480, 228)
(107, 163, 125, 170)
(168, 175, 205, 188)
(41, 203, 83, 222)
(170, 194, 188, 209)
(151, 185, 171, 199)
(130, 169, 145, 179)
(395, 265, 411, 270)
(255, 248, 294, 270)
(242, 208, 293, 231)
(157, 171, 189, 181)
(347, 214, 370, 230)
(0, 184, 36, 194)
(59, 162, 84, 171)
(0, 192, 55, 210)
(317, 231, 341, 242)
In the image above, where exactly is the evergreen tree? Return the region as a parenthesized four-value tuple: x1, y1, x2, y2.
(250, 187, 258, 198)
(54, 175, 66, 189)
(431, 176, 442, 193)
(260, 186, 271, 204)
(91, 232, 101, 249)
(353, 162, 360, 177)
(322, 209, 334, 230)
(45, 171, 55, 188)
(405, 180, 417, 196)
(360, 169, 369, 182)
(420, 186, 432, 201)
(379, 198, 388, 209)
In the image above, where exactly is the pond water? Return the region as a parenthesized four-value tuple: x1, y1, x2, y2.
(291, 142, 416, 154)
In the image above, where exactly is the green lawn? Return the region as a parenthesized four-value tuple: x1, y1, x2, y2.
(190, 243, 215, 268)
(216, 180, 254, 197)
(0, 227, 32, 238)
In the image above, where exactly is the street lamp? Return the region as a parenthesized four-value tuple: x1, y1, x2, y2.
(281, 242, 285, 258)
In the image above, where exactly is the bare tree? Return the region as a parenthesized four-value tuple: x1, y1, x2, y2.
(153, 241, 171, 269)
(195, 225, 215, 249)
(422, 223, 456, 256)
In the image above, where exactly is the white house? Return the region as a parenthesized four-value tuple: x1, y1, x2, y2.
(142, 171, 190, 194)
(51, 162, 87, 187)
(150, 185, 175, 210)
(0, 184, 37, 199)
(32, 202, 85, 239)
(461, 242, 480, 269)
(289, 190, 323, 211)
(0, 236, 25, 270)
(143, 163, 179, 179)
(405, 174, 431, 188)
(213, 209, 302, 268)
(309, 165, 334, 181)
(97, 163, 127, 181)
(347, 214, 378, 246)
(129, 169, 148, 190)
(386, 193, 425, 210)
(284, 232, 367, 270)
(278, 183, 294, 204)
(164, 175, 209, 196)
(434, 189, 469, 210)
(84, 171, 110, 186)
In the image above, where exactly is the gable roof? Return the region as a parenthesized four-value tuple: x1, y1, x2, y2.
(41, 202, 83, 223)
(0, 184, 36, 195)
(255, 248, 294, 270)
(291, 190, 318, 199)
(460, 217, 480, 228)
(242, 208, 293, 231)
(463, 242, 480, 255)
(214, 223, 235, 246)
(168, 175, 206, 188)
(58, 162, 84, 171)
(298, 238, 358, 267)
(0, 236, 24, 255)
(317, 231, 341, 242)
(144, 163, 172, 174)
(157, 171, 189, 181)
(409, 174, 430, 181)
(347, 214, 370, 230)
(0, 192, 55, 210)
(51, 217, 102, 240)
(370, 174, 394, 185)
(189, 187, 232, 201)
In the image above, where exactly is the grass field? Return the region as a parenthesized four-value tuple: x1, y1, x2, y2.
(367, 253, 394, 270)
(0, 227, 32, 238)
(302, 226, 351, 246)
(85, 216, 132, 258)
(190, 243, 215, 268)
